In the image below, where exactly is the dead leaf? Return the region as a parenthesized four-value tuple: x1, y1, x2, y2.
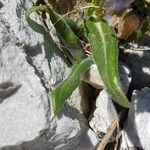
(117, 10, 140, 39)
(145, 0, 150, 3)
(108, 9, 141, 39)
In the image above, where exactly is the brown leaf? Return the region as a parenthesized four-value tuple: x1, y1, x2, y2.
(117, 10, 140, 39)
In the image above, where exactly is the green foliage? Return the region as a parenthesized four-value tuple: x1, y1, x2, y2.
(51, 57, 93, 115)
(87, 0, 100, 16)
(46, 7, 81, 47)
(27, 5, 79, 45)
(86, 17, 130, 108)
(25, 5, 48, 35)
(26, 1, 149, 115)
(26, 5, 85, 60)
(64, 17, 82, 37)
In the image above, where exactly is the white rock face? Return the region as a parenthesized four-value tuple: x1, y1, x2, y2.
(120, 88, 150, 150)
(0, 0, 98, 149)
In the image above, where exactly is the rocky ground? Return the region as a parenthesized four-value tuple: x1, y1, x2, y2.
(0, 0, 150, 150)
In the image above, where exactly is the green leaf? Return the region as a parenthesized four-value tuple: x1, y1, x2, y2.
(26, 5, 79, 45)
(46, 8, 80, 46)
(87, 0, 100, 16)
(51, 57, 93, 115)
(25, 5, 48, 35)
(25, 5, 85, 60)
(86, 18, 131, 108)
(64, 17, 84, 38)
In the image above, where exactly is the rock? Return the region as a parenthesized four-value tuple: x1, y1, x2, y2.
(83, 62, 132, 94)
(75, 129, 98, 150)
(120, 87, 150, 149)
(83, 64, 104, 89)
(89, 90, 118, 140)
(120, 34, 150, 90)
(0, 0, 98, 149)
(89, 62, 131, 140)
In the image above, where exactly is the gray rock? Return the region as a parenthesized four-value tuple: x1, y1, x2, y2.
(75, 129, 98, 150)
(0, 0, 98, 149)
(120, 34, 150, 90)
(83, 64, 104, 89)
(89, 63, 131, 140)
(120, 87, 150, 150)
(89, 90, 118, 140)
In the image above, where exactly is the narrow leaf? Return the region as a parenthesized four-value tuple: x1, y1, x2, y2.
(51, 57, 93, 115)
(25, 5, 85, 59)
(25, 5, 48, 35)
(46, 5, 86, 58)
(26, 5, 79, 45)
(86, 18, 131, 108)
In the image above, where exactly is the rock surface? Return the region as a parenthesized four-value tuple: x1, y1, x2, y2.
(0, 0, 98, 149)
(120, 34, 150, 90)
(120, 87, 150, 149)
(89, 63, 131, 140)
(83, 64, 104, 89)
(89, 90, 118, 140)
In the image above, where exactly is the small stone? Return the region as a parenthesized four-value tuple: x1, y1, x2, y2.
(75, 128, 99, 150)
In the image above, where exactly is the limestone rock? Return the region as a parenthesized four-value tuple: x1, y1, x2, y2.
(120, 87, 150, 150)
(0, 0, 98, 149)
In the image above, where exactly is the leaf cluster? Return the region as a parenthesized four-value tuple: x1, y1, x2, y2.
(26, 0, 150, 115)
